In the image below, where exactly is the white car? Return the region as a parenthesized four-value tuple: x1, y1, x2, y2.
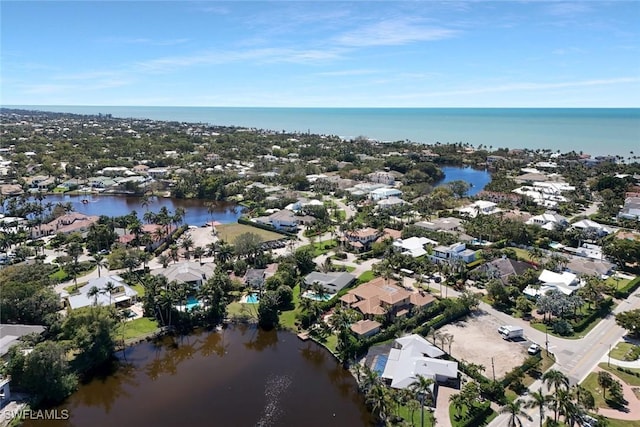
(528, 343, 541, 355)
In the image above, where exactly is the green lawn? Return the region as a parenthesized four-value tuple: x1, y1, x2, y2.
(324, 334, 338, 353)
(216, 223, 285, 244)
(450, 402, 496, 427)
(609, 342, 638, 361)
(130, 282, 145, 297)
(227, 301, 258, 320)
(606, 419, 640, 427)
(397, 405, 434, 427)
(581, 371, 635, 412)
(523, 352, 556, 387)
(530, 311, 604, 339)
(298, 239, 337, 257)
(49, 268, 68, 282)
(512, 247, 535, 262)
(357, 270, 375, 284)
(116, 317, 159, 340)
(606, 276, 632, 291)
(598, 363, 640, 386)
(279, 284, 302, 330)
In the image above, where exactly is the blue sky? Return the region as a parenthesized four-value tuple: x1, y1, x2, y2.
(1, 1, 639, 107)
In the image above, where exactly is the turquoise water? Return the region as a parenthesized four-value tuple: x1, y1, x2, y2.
(303, 291, 333, 302)
(7, 106, 639, 157)
(437, 166, 492, 197)
(245, 293, 259, 304)
(373, 354, 388, 376)
(185, 296, 200, 310)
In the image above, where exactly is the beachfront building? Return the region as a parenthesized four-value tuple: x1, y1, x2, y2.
(66, 275, 137, 310)
(381, 334, 458, 391)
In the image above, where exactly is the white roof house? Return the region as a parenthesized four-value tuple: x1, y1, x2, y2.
(572, 219, 612, 235)
(370, 187, 402, 201)
(526, 212, 568, 230)
(457, 200, 500, 217)
(381, 334, 457, 390)
(67, 275, 137, 310)
(393, 237, 438, 258)
(523, 269, 581, 297)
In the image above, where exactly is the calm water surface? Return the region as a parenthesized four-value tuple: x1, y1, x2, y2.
(437, 166, 492, 196)
(25, 194, 242, 225)
(23, 326, 373, 427)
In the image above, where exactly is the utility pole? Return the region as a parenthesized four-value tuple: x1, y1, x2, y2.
(608, 344, 612, 367)
(491, 357, 496, 381)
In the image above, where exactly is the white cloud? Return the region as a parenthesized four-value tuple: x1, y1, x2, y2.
(335, 19, 459, 47)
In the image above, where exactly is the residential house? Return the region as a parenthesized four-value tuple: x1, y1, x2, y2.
(31, 212, 100, 239)
(392, 236, 438, 258)
(565, 257, 615, 278)
(377, 197, 406, 210)
(523, 269, 581, 298)
(526, 212, 568, 231)
(244, 269, 267, 290)
(267, 209, 300, 232)
(367, 171, 396, 186)
(100, 166, 130, 176)
(66, 275, 137, 310)
(429, 242, 476, 264)
(370, 187, 402, 201)
(350, 319, 382, 338)
(343, 227, 381, 251)
(571, 219, 612, 236)
(304, 271, 356, 294)
(414, 217, 463, 233)
(381, 334, 458, 391)
(457, 200, 500, 217)
(340, 277, 433, 319)
(147, 167, 169, 178)
(474, 257, 536, 285)
(118, 224, 176, 250)
(0, 324, 45, 358)
(619, 197, 640, 221)
(152, 262, 215, 288)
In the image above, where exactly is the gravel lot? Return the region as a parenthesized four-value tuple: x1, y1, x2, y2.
(438, 310, 529, 380)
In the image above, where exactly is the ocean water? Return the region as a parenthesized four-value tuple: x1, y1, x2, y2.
(6, 106, 640, 157)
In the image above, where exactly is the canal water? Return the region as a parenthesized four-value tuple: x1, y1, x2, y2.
(437, 166, 492, 197)
(22, 326, 373, 427)
(19, 194, 243, 226)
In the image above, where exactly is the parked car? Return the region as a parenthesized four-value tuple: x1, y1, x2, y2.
(528, 343, 541, 355)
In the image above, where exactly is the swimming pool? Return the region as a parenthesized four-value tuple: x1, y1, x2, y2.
(373, 355, 388, 376)
(302, 291, 334, 302)
(186, 296, 201, 311)
(244, 293, 260, 304)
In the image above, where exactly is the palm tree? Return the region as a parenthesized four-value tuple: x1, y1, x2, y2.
(193, 246, 205, 264)
(93, 253, 106, 278)
(597, 371, 614, 400)
(543, 369, 570, 421)
(410, 374, 434, 427)
(500, 399, 532, 427)
(366, 383, 390, 424)
(88, 285, 100, 306)
(449, 393, 465, 418)
(525, 388, 548, 427)
(157, 254, 170, 268)
(104, 281, 117, 306)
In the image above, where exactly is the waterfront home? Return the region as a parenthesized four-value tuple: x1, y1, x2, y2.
(0, 324, 45, 358)
(339, 277, 432, 319)
(244, 269, 266, 290)
(99, 166, 130, 177)
(392, 236, 438, 258)
(303, 271, 356, 294)
(376, 197, 406, 210)
(350, 319, 381, 338)
(429, 242, 476, 264)
(66, 275, 137, 310)
(0, 184, 23, 196)
(523, 269, 581, 297)
(147, 167, 169, 178)
(381, 334, 458, 391)
(31, 212, 100, 239)
(118, 224, 176, 250)
(474, 257, 537, 285)
(153, 262, 216, 288)
(268, 209, 302, 232)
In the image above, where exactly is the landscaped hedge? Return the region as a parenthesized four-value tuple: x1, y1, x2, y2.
(615, 277, 640, 299)
(501, 355, 541, 389)
(572, 298, 614, 333)
(153, 225, 188, 256)
(455, 402, 494, 427)
(237, 217, 294, 236)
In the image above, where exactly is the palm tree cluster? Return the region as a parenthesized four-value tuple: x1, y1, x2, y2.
(508, 369, 600, 427)
(353, 363, 433, 426)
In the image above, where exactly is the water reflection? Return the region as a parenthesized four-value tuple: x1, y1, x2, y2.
(23, 326, 373, 427)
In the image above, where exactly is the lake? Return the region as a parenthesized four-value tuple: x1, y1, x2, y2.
(22, 326, 373, 427)
(437, 166, 492, 197)
(19, 195, 242, 226)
